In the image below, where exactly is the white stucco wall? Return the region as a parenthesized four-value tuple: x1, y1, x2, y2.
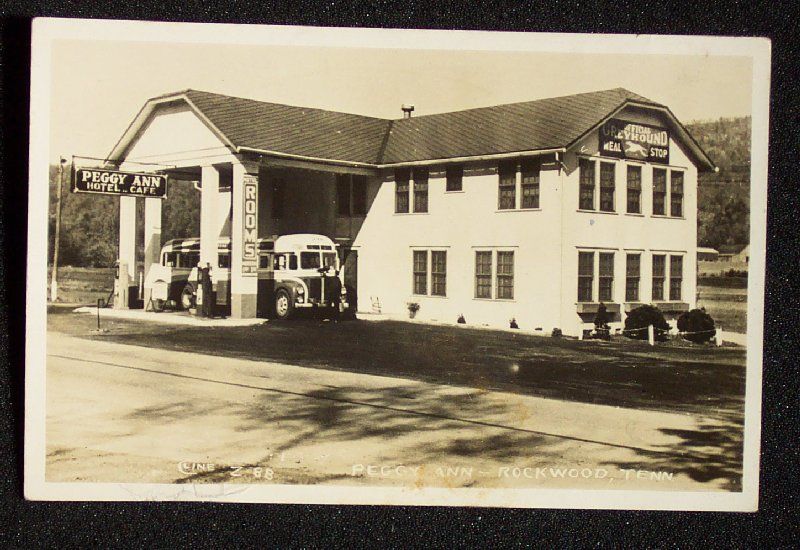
(353, 161, 564, 332)
(354, 107, 701, 336)
(559, 106, 699, 334)
(121, 103, 236, 169)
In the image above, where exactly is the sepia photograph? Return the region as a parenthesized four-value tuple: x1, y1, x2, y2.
(25, 19, 769, 510)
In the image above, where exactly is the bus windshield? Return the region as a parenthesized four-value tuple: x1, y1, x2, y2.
(301, 252, 321, 269)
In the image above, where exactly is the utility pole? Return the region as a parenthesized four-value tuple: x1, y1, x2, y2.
(50, 157, 67, 302)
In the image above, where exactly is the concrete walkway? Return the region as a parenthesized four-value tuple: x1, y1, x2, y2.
(73, 306, 267, 327)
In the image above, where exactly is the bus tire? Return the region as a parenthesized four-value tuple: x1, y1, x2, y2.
(274, 288, 294, 320)
(179, 284, 195, 310)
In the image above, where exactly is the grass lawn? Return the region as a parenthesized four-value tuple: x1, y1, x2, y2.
(49, 305, 746, 421)
(697, 284, 748, 334)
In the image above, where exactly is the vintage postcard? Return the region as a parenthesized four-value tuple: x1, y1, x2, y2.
(25, 19, 769, 510)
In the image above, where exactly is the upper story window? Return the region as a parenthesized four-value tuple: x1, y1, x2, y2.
(521, 159, 541, 209)
(413, 168, 429, 213)
(498, 161, 516, 210)
(599, 162, 616, 212)
(446, 165, 463, 192)
(579, 158, 595, 210)
(271, 178, 285, 219)
(626, 165, 642, 214)
(395, 169, 410, 213)
(670, 171, 684, 217)
(338, 174, 368, 217)
(652, 168, 668, 216)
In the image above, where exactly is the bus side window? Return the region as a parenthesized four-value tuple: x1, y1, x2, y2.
(164, 252, 177, 267)
(288, 253, 298, 270)
(259, 254, 271, 269)
(218, 253, 230, 269)
(274, 254, 286, 271)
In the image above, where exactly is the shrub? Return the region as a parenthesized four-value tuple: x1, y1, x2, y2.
(624, 305, 670, 341)
(509, 318, 519, 329)
(551, 328, 562, 338)
(457, 314, 466, 324)
(407, 302, 420, 318)
(593, 303, 611, 340)
(677, 308, 716, 344)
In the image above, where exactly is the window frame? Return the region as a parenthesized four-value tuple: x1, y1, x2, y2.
(598, 251, 615, 302)
(599, 162, 616, 213)
(498, 161, 517, 210)
(577, 251, 595, 303)
(669, 254, 684, 301)
(496, 250, 515, 300)
(670, 170, 684, 218)
(579, 158, 596, 211)
(394, 169, 410, 214)
(445, 165, 463, 192)
(431, 250, 447, 297)
(652, 168, 667, 216)
(626, 164, 642, 214)
(412, 168, 429, 213)
(652, 253, 666, 301)
(474, 250, 494, 299)
(520, 159, 541, 210)
(625, 253, 641, 302)
(412, 250, 428, 295)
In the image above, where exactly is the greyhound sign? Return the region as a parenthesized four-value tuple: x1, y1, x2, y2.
(600, 119, 670, 164)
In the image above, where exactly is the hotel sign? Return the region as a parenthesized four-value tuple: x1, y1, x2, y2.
(241, 173, 258, 275)
(600, 119, 670, 164)
(73, 168, 167, 198)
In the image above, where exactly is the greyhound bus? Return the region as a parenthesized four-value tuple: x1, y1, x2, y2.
(145, 233, 348, 318)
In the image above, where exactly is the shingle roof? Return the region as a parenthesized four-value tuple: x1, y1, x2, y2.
(124, 87, 712, 169)
(185, 90, 392, 165)
(380, 88, 658, 163)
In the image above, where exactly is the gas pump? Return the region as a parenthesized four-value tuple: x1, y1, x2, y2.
(195, 263, 214, 318)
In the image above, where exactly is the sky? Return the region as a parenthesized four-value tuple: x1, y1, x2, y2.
(49, 39, 753, 162)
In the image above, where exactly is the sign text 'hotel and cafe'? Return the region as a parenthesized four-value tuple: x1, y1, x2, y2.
(73, 168, 167, 198)
(600, 119, 670, 164)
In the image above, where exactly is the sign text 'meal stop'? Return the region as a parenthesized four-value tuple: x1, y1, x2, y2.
(73, 168, 167, 198)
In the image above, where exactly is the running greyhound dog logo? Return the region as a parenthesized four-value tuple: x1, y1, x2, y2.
(624, 141, 649, 158)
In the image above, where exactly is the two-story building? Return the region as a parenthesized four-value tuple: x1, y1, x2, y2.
(107, 87, 714, 335)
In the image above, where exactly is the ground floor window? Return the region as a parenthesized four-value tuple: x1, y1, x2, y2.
(475, 251, 493, 298)
(598, 252, 615, 301)
(652, 254, 666, 301)
(578, 249, 616, 302)
(431, 251, 447, 297)
(578, 251, 594, 302)
(625, 253, 641, 302)
(413, 250, 427, 295)
(474, 249, 514, 300)
(496, 251, 515, 299)
(670, 255, 683, 301)
(412, 249, 447, 297)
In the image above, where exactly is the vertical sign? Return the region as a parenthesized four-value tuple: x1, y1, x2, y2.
(242, 174, 258, 275)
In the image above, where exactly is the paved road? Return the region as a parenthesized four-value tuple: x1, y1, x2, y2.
(45, 332, 740, 491)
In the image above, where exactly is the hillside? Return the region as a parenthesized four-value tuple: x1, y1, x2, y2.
(686, 116, 751, 250)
